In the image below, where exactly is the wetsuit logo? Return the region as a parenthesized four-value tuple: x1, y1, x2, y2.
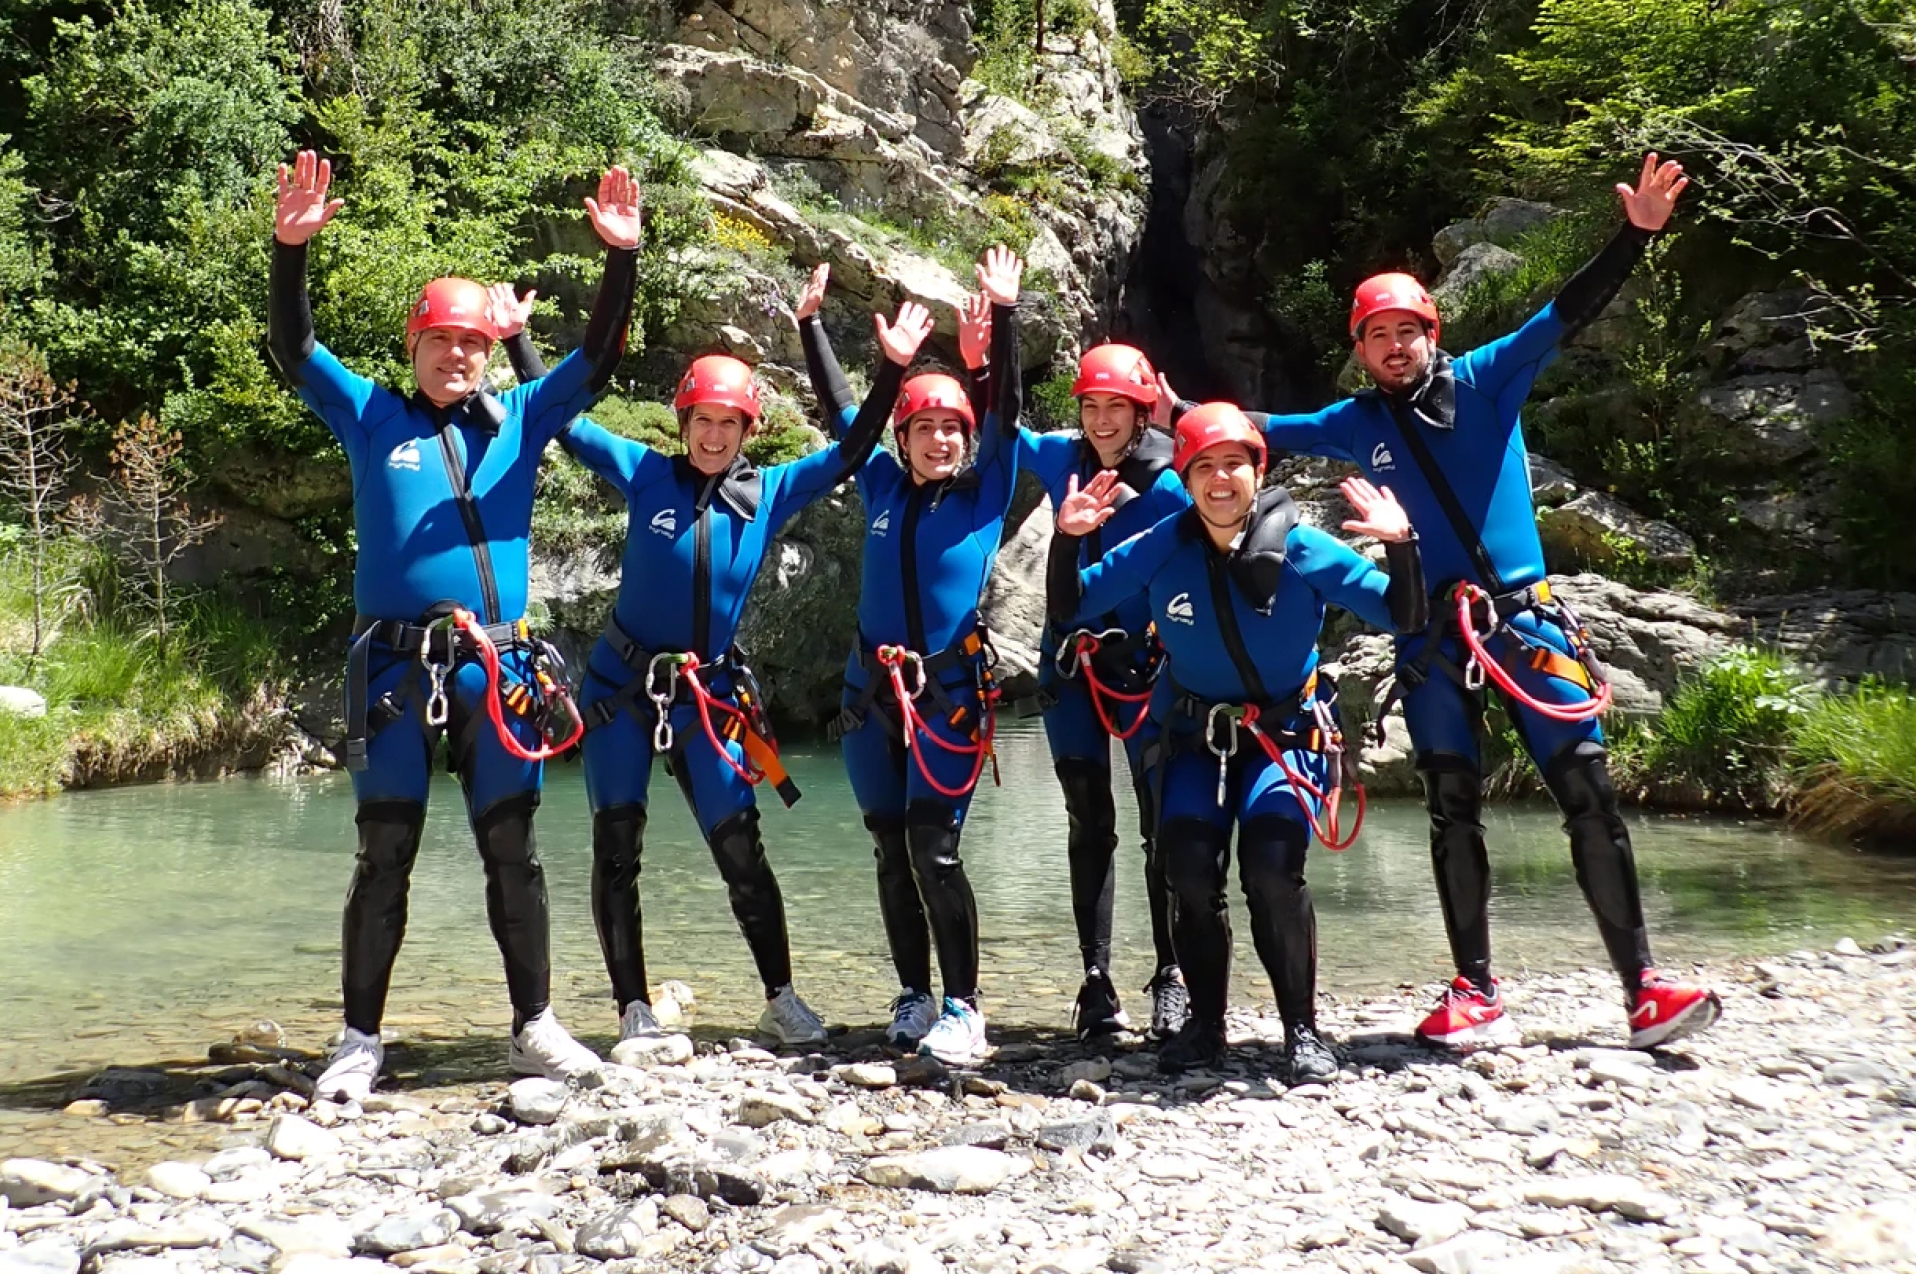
(650, 508, 677, 537)
(1166, 592, 1195, 624)
(871, 510, 891, 536)
(387, 439, 421, 472)
(1370, 442, 1396, 471)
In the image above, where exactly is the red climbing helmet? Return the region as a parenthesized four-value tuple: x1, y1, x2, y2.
(893, 373, 975, 435)
(1071, 343, 1159, 406)
(1349, 272, 1440, 344)
(673, 354, 762, 422)
(407, 277, 497, 343)
(1173, 402, 1266, 477)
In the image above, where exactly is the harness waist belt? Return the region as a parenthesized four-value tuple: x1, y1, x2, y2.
(344, 612, 532, 772)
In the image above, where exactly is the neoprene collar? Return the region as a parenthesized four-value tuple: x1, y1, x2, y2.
(409, 388, 509, 434)
(673, 452, 763, 521)
(1371, 352, 1457, 430)
(1179, 485, 1300, 616)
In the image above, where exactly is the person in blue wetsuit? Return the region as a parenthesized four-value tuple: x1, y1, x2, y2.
(497, 291, 934, 1047)
(795, 247, 1025, 1065)
(956, 319, 1191, 1041)
(1158, 154, 1720, 1053)
(1050, 405, 1427, 1078)
(265, 150, 642, 1099)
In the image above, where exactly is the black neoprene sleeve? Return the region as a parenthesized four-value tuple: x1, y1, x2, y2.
(1553, 223, 1655, 335)
(799, 316, 857, 425)
(267, 240, 316, 383)
(1383, 534, 1428, 633)
(579, 246, 639, 394)
(988, 302, 1020, 434)
(504, 331, 548, 382)
(1047, 525, 1085, 626)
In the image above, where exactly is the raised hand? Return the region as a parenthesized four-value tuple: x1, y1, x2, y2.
(1340, 477, 1413, 543)
(1151, 372, 1179, 432)
(486, 283, 538, 340)
(1617, 152, 1689, 232)
(1056, 470, 1131, 536)
(584, 166, 644, 250)
(956, 292, 992, 370)
(975, 244, 1025, 307)
(875, 299, 935, 365)
(275, 150, 344, 246)
(794, 263, 830, 322)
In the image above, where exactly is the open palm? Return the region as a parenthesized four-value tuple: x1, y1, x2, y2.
(876, 300, 934, 365)
(1618, 152, 1689, 232)
(275, 150, 343, 246)
(584, 166, 644, 250)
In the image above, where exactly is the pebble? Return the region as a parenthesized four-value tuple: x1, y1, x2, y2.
(660, 1195, 709, 1233)
(1058, 1059, 1112, 1087)
(1375, 1195, 1471, 1245)
(0, 1161, 99, 1207)
(1521, 1174, 1678, 1221)
(143, 1162, 209, 1201)
(572, 1204, 656, 1260)
(0, 1241, 80, 1274)
(505, 1079, 567, 1126)
(832, 1064, 896, 1090)
(860, 1147, 1020, 1194)
(265, 1113, 341, 1161)
(355, 1209, 460, 1255)
(736, 1091, 813, 1128)
(201, 1147, 270, 1181)
(609, 1034, 694, 1068)
(1404, 1230, 1512, 1274)
(752, 1205, 841, 1256)
(1727, 1077, 1789, 1113)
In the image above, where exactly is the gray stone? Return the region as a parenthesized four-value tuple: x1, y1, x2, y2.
(233, 1215, 354, 1259)
(736, 1090, 813, 1128)
(1484, 1100, 1556, 1135)
(940, 1121, 1012, 1150)
(1057, 1059, 1112, 1087)
(143, 1162, 210, 1201)
(1434, 198, 1567, 266)
(1728, 1077, 1789, 1113)
(265, 1113, 340, 1161)
(444, 1191, 562, 1236)
(1527, 454, 1578, 507)
(573, 1205, 656, 1260)
(0, 1243, 80, 1274)
(831, 1063, 896, 1090)
(660, 1194, 709, 1233)
(1822, 1059, 1893, 1086)
(354, 1210, 460, 1256)
(1376, 1196, 1472, 1245)
(0, 687, 47, 717)
(1698, 370, 1854, 464)
(1521, 1174, 1677, 1221)
(506, 1078, 567, 1126)
(1036, 1113, 1119, 1155)
(87, 1218, 233, 1255)
(860, 1146, 1020, 1194)
(752, 1205, 842, 1257)
(1538, 490, 1697, 571)
(1404, 1231, 1512, 1274)
(1824, 1197, 1916, 1265)
(0, 1159, 101, 1206)
(609, 1034, 693, 1068)
(1433, 243, 1525, 304)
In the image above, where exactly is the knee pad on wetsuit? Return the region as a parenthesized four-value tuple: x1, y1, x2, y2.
(1158, 817, 1229, 904)
(1542, 743, 1646, 944)
(1541, 741, 1616, 821)
(354, 799, 426, 872)
(1421, 755, 1485, 826)
(593, 804, 648, 871)
(1056, 757, 1118, 832)
(473, 793, 541, 866)
(905, 800, 964, 876)
(865, 811, 910, 865)
(707, 807, 770, 881)
(1236, 815, 1310, 894)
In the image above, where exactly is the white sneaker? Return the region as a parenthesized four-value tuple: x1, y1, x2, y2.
(509, 1008, 603, 1079)
(316, 1026, 383, 1102)
(919, 997, 986, 1066)
(620, 1000, 667, 1041)
(885, 990, 940, 1049)
(757, 985, 828, 1046)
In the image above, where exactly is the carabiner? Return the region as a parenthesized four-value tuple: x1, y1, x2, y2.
(877, 646, 926, 700)
(646, 652, 688, 753)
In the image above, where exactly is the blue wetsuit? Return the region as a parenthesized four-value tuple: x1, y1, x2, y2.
(1017, 425, 1189, 996)
(267, 238, 635, 1034)
(1222, 222, 1662, 993)
(1052, 489, 1424, 1036)
(799, 306, 1021, 1005)
(509, 330, 898, 1006)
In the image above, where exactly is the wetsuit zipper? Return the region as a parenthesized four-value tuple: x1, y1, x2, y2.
(434, 423, 502, 624)
(900, 483, 929, 656)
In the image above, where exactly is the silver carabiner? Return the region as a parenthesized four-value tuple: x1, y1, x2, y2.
(646, 652, 683, 753)
(424, 663, 450, 727)
(1463, 655, 1486, 692)
(892, 651, 926, 701)
(1205, 703, 1242, 808)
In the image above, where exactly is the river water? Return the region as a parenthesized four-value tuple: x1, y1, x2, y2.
(4, 721, 1914, 1164)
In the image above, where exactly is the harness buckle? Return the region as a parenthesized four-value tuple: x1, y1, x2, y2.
(646, 651, 689, 753)
(1055, 627, 1127, 680)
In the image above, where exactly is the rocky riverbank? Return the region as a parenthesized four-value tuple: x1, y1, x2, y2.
(5, 938, 1914, 1274)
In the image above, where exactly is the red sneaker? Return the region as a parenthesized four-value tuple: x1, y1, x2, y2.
(1628, 970, 1721, 1049)
(1415, 976, 1518, 1048)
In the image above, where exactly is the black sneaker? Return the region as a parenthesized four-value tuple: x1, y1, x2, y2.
(1145, 968, 1190, 1041)
(1156, 1017, 1226, 1074)
(1073, 968, 1129, 1039)
(1285, 1025, 1338, 1084)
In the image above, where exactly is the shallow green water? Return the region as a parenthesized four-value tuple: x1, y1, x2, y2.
(3, 717, 1914, 1135)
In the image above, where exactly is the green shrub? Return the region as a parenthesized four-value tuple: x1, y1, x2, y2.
(1789, 678, 1916, 843)
(1622, 645, 1811, 802)
(1028, 372, 1079, 432)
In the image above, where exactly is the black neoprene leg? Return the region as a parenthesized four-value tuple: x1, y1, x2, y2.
(1133, 764, 1179, 975)
(470, 794, 552, 1032)
(706, 807, 794, 995)
(1543, 743, 1653, 991)
(1057, 758, 1119, 974)
(1237, 816, 1317, 1031)
(867, 813, 932, 994)
(342, 799, 426, 1035)
(590, 804, 650, 1012)
(905, 801, 980, 1003)
(1160, 817, 1232, 1026)
(1423, 758, 1494, 992)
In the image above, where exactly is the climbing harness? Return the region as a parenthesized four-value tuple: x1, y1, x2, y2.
(1449, 582, 1611, 722)
(449, 610, 584, 762)
(831, 627, 1002, 800)
(1054, 626, 1160, 741)
(873, 642, 1001, 801)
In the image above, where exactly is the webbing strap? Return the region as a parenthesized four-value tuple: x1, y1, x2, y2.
(1380, 395, 1507, 595)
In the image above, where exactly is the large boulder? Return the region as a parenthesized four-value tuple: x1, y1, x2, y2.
(1696, 370, 1854, 467)
(979, 496, 1052, 699)
(1537, 490, 1697, 572)
(1704, 288, 1818, 375)
(1432, 242, 1525, 306)
(1735, 590, 1916, 687)
(1549, 574, 1745, 714)
(1432, 197, 1568, 267)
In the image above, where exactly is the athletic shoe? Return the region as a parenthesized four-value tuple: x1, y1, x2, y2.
(315, 1026, 383, 1102)
(1072, 968, 1130, 1039)
(885, 990, 940, 1049)
(509, 1009, 603, 1079)
(1156, 1017, 1226, 1074)
(919, 997, 987, 1066)
(1285, 1025, 1339, 1084)
(1415, 975, 1519, 1048)
(1628, 969, 1722, 1050)
(1146, 968, 1191, 1041)
(757, 985, 829, 1046)
(620, 1000, 666, 1041)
